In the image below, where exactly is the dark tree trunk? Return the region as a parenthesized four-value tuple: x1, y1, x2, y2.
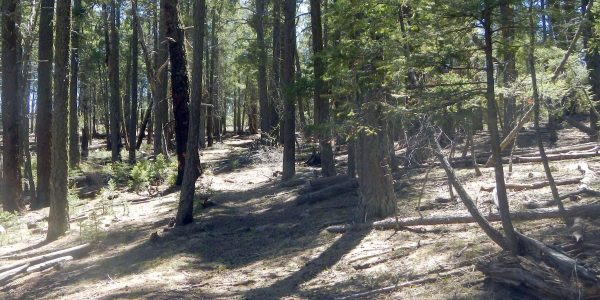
(109, 0, 121, 162)
(129, 0, 139, 164)
(271, 0, 282, 137)
(81, 77, 90, 159)
(2, 0, 24, 213)
(206, 7, 216, 147)
(154, 0, 168, 156)
(68, 0, 82, 168)
(282, 0, 296, 180)
(310, 0, 335, 177)
(163, 0, 191, 186)
(254, 0, 271, 139)
(47, 0, 71, 241)
(582, 0, 600, 139)
(483, 10, 519, 254)
(176, 0, 205, 226)
(33, 0, 53, 209)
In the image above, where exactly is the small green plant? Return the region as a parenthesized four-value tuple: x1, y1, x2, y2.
(130, 160, 151, 191)
(0, 211, 18, 229)
(110, 162, 132, 186)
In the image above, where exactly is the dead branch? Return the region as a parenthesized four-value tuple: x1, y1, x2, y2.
(485, 105, 534, 168)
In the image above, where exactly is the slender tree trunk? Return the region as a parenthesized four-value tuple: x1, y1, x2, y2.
(2, 0, 24, 213)
(206, 7, 216, 147)
(254, 0, 271, 139)
(282, 0, 296, 180)
(154, 0, 169, 156)
(129, 0, 139, 164)
(528, 1, 567, 224)
(81, 76, 90, 159)
(582, 0, 600, 139)
(271, 0, 282, 137)
(109, 0, 121, 161)
(310, 0, 335, 177)
(483, 10, 520, 254)
(176, 0, 205, 226)
(500, 3, 517, 137)
(47, 0, 71, 241)
(68, 0, 82, 168)
(163, 0, 191, 186)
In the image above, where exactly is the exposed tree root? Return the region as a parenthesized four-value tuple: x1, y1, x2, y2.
(295, 179, 358, 205)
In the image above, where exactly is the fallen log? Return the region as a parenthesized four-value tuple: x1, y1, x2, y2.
(325, 204, 600, 233)
(26, 256, 73, 273)
(518, 143, 598, 157)
(295, 179, 358, 206)
(0, 263, 29, 285)
(513, 149, 600, 163)
(480, 177, 583, 192)
(298, 175, 351, 194)
(1, 244, 91, 267)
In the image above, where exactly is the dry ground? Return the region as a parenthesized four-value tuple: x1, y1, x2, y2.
(1, 127, 600, 299)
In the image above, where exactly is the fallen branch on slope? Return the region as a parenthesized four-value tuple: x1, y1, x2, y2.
(480, 177, 584, 192)
(325, 204, 600, 233)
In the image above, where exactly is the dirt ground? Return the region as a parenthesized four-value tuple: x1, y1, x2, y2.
(1, 126, 600, 299)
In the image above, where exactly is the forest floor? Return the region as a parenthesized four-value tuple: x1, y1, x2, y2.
(1, 126, 600, 299)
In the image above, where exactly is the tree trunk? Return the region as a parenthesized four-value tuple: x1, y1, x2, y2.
(527, 3, 567, 224)
(47, 0, 71, 241)
(129, 0, 139, 164)
(254, 0, 271, 139)
(1, 0, 24, 213)
(108, 0, 121, 162)
(176, 0, 205, 226)
(310, 0, 336, 177)
(500, 3, 517, 136)
(355, 90, 397, 221)
(163, 0, 191, 186)
(271, 0, 282, 137)
(154, 0, 168, 156)
(582, 0, 600, 139)
(483, 10, 519, 254)
(281, 0, 296, 180)
(68, 0, 82, 168)
(206, 7, 216, 147)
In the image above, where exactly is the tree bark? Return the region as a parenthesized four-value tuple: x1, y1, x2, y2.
(175, 0, 205, 226)
(68, 0, 82, 168)
(254, 0, 271, 139)
(483, 10, 519, 254)
(129, 0, 139, 164)
(281, 0, 296, 180)
(528, 5, 567, 224)
(47, 0, 71, 241)
(163, 0, 191, 186)
(31, 0, 54, 208)
(108, 0, 121, 162)
(2, 0, 24, 213)
(310, 0, 336, 177)
(154, 0, 169, 156)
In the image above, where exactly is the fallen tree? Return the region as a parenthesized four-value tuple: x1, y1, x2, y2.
(325, 203, 600, 233)
(26, 256, 73, 273)
(480, 177, 583, 192)
(295, 179, 358, 205)
(0, 243, 91, 268)
(0, 263, 29, 285)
